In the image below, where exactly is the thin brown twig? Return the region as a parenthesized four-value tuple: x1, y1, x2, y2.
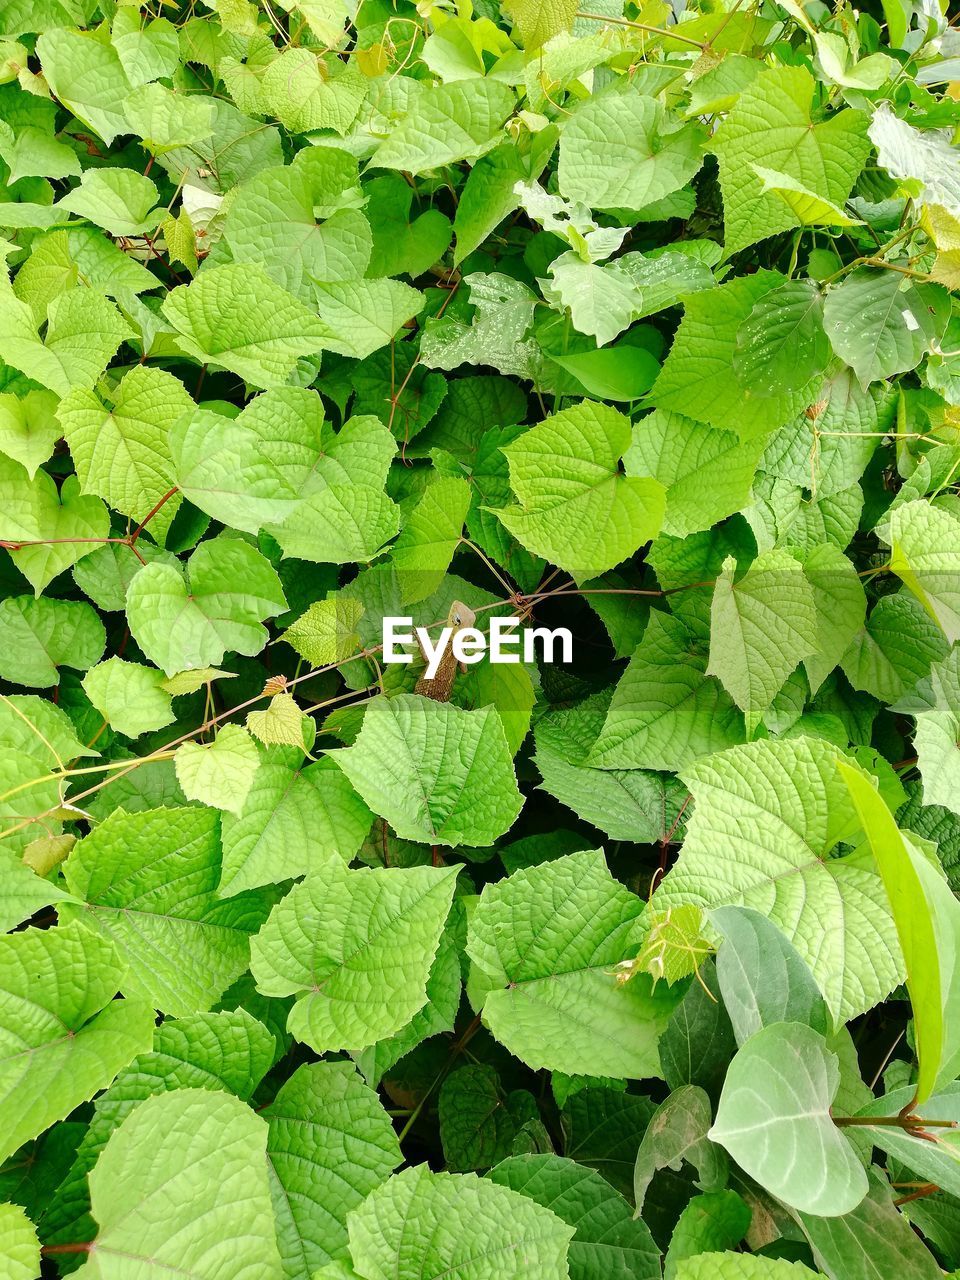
(893, 1183, 940, 1207)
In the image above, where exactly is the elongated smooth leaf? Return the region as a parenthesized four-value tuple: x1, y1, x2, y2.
(710, 1022, 868, 1216)
(713, 905, 829, 1046)
(634, 1085, 727, 1212)
(798, 1168, 944, 1280)
(841, 763, 960, 1101)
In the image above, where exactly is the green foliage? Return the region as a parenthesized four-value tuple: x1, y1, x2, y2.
(347, 1164, 574, 1278)
(710, 1022, 869, 1215)
(250, 858, 458, 1053)
(467, 849, 681, 1076)
(333, 695, 522, 846)
(74, 1089, 283, 1278)
(2, 0, 960, 1274)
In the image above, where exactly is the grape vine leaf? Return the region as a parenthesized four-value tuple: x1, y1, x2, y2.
(57, 167, 161, 236)
(439, 1065, 538, 1172)
(162, 264, 330, 389)
(125, 536, 287, 676)
(587, 610, 745, 772)
(331, 694, 523, 847)
(888, 499, 960, 643)
(36, 27, 132, 145)
(0, 595, 104, 688)
(651, 272, 823, 436)
(506, 0, 577, 48)
(219, 753, 373, 898)
(263, 1060, 402, 1275)
(81, 656, 175, 738)
(559, 87, 704, 214)
(0, 1203, 40, 1280)
(58, 364, 191, 527)
(250, 858, 459, 1054)
(624, 409, 765, 539)
(369, 80, 516, 173)
(61, 806, 271, 1015)
(72, 1089, 283, 1280)
(0, 921, 154, 1164)
(0, 388, 61, 477)
(0, 462, 109, 595)
(675, 1255, 819, 1278)
(711, 65, 871, 255)
(494, 401, 666, 582)
(175, 724, 261, 816)
(467, 849, 683, 1077)
(41, 1008, 277, 1252)
(654, 736, 903, 1021)
(346, 1164, 574, 1280)
(488, 1153, 661, 1280)
(0, 287, 131, 398)
(707, 549, 819, 725)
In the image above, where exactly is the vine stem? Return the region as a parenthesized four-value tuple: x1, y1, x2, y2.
(0, 486, 180, 569)
(0, 751, 177, 807)
(893, 1183, 940, 1207)
(457, 537, 516, 597)
(574, 10, 709, 47)
(396, 1014, 483, 1145)
(819, 223, 922, 285)
(130, 487, 179, 543)
(834, 1115, 958, 1129)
